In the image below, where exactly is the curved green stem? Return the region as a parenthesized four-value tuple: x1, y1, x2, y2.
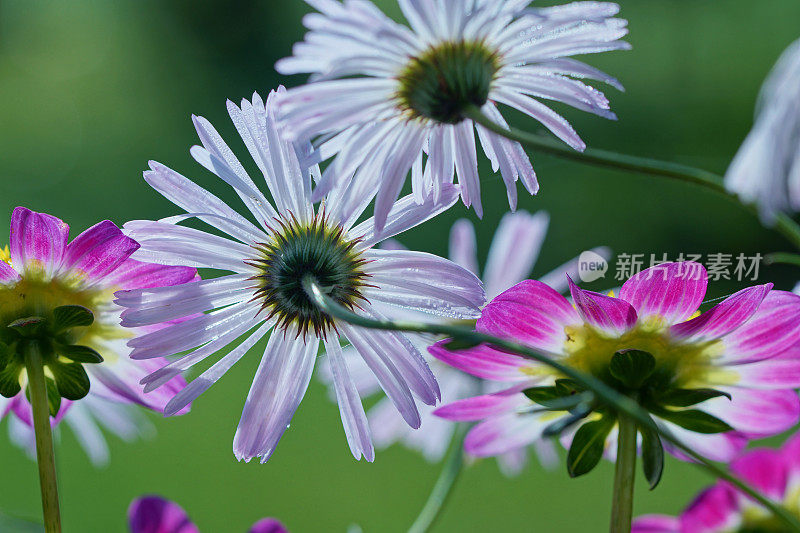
(408, 423, 467, 533)
(303, 276, 800, 531)
(24, 342, 61, 533)
(610, 415, 637, 533)
(462, 106, 800, 252)
(765, 252, 800, 267)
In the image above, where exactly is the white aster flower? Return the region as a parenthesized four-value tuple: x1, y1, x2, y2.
(276, 0, 629, 228)
(116, 87, 485, 463)
(725, 38, 800, 222)
(319, 210, 610, 474)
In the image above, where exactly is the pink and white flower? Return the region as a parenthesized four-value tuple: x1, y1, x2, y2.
(633, 433, 800, 532)
(117, 88, 484, 463)
(0, 207, 196, 463)
(276, 0, 628, 228)
(319, 210, 609, 473)
(433, 262, 800, 464)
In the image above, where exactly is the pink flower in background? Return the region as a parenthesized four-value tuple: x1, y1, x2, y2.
(319, 210, 609, 474)
(118, 88, 484, 464)
(0, 207, 195, 463)
(433, 262, 800, 466)
(276, 0, 628, 228)
(633, 433, 800, 532)
(128, 495, 288, 533)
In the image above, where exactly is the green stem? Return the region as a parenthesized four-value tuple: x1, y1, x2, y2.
(462, 106, 800, 252)
(303, 276, 800, 531)
(765, 252, 800, 267)
(24, 342, 61, 533)
(408, 424, 467, 533)
(610, 415, 637, 533)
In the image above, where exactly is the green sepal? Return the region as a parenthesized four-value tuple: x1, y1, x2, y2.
(652, 407, 733, 434)
(0, 361, 23, 398)
(524, 387, 593, 411)
(638, 417, 664, 490)
(7, 317, 46, 338)
(554, 379, 583, 396)
(50, 362, 91, 401)
(440, 337, 482, 351)
(56, 344, 103, 364)
(609, 349, 656, 389)
(542, 403, 593, 438)
(659, 388, 732, 407)
(52, 305, 94, 332)
(566, 416, 615, 477)
(45, 377, 61, 417)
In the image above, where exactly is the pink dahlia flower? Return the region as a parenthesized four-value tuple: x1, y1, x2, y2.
(128, 495, 287, 533)
(633, 432, 800, 532)
(433, 262, 800, 466)
(0, 207, 195, 463)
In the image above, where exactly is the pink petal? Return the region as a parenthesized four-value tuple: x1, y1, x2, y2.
(568, 276, 637, 335)
(619, 262, 707, 324)
(464, 412, 547, 457)
(730, 449, 788, 501)
(434, 386, 527, 422)
(428, 341, 530, 382)
(670, 284, 772, 342)
(720, 290, 800, 364)
(702, 387, 800, 436)
(128, 495, 199, 533)
(62, 220, 140, 282)
(9, 206, 69, 276)
(0, 261, 20, 283)
(679, 485, 741, 533)
(478, 279, 580, 353)
(249, 518, 289, 533)
(631, 515, 680, 533)
(104, 258, 197, 291)
(724, 350, 800, 388)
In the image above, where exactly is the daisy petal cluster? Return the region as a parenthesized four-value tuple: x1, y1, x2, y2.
(725, 38, 800, 222)
(276, 0, 629, 228)
(433, 261, 800, 478)
(0, 207, 195, 463)
(117, 87, 484, 463)
(633, 433, 800, 532)
(128, 495, 288, 533)
(319, 210, 609, 473)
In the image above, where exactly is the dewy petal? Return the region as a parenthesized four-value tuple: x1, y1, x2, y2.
(482, 210, 549, 299)
(568, 276, 637, 335)
(678, 485, 741, 533)
(325, 338, 374, 462)
(448, 218, 479, 275)
(429, 341, 533, 382)
(479, 279, 581, 353)
(9, 206, 69, 277)
(670, 284, 772, 343)
(127, 495, 200, 533)
(619, 262, 707, 325)
(61, 220, 140, 283)
(718, 290, 800, 364)
(233, 327, 319, 463)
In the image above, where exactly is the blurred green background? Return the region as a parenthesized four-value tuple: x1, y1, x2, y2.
(1, 0, 799, 531)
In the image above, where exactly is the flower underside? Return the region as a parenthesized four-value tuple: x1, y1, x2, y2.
(249, 214, 370, 338)
(397, 40, 500, 124)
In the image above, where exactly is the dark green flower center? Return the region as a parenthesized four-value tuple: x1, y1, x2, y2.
(250, 214, 369, 337)
(396, 40, 500, 124)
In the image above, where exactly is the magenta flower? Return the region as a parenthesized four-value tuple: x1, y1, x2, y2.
(433, 262, 800, 475)
(128, 495, 287, 533)
(276, 0, 628, 228)
(0, 207, 195, 463)
(117, 88, 484, 463)
(633, 433, 800, 532)
(318, 210, 609, 474)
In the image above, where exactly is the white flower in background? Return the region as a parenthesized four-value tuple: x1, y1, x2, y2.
(319, 210, 610, 474)
(276, 0, 629, 229)
(725, 38, 800, 222)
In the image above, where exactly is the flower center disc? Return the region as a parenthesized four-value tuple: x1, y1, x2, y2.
(397, 40, 500, 124)
(251, 216, 369, 337)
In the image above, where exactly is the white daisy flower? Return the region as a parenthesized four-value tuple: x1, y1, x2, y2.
(276, 0, 629, 228)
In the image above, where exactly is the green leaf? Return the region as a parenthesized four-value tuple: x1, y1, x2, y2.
(654, 408, 733, 434)
(659, 388, 731, 407)
(0, 362, 22, 398)
(52, 305, 94, 332)
(542, 403, 594, 438)
(7, 317, 46, 338)
(609, 349, 656, 389)
(440, 337, 482, 351)
(567, 417, 615, 477)
(524, 387, 593, 411)
(56, 344, 103, 364)
(44, 377, 61, 418)
(554, 379, 582, 396)
(639, 418, 664, 490)
(50, 362, 90, 401)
